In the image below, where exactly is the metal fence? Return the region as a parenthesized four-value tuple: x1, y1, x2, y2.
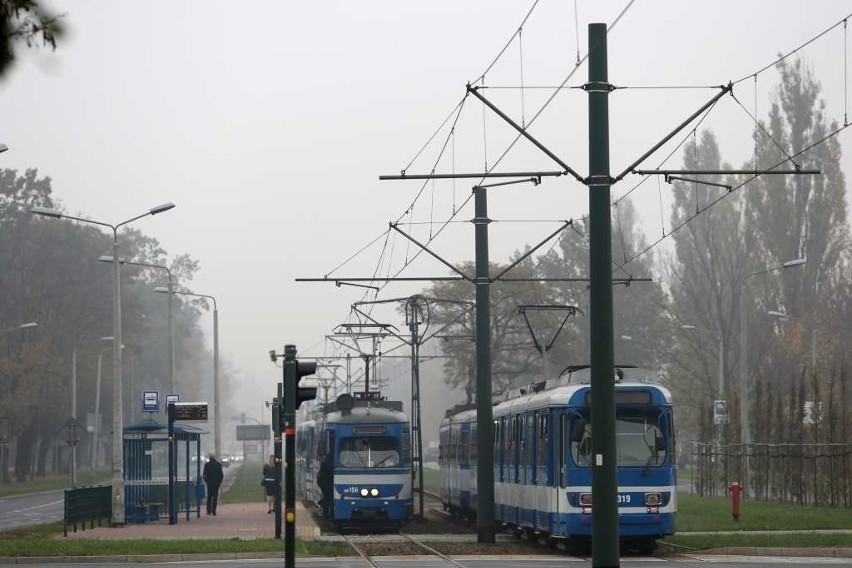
(690, 441, 852, 506)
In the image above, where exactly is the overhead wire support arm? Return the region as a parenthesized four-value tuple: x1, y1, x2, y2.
(517, 304, 583, 354)
(296, 276, 465, 283)
(388, 222, 473, 281)
(637, 168, 821, 176)
(664, 175, 732, 191)
(351, 306, 410, 346)
(466, 83, 586, 184)
(336, 281, 379, 291)
(614, 83, 733, 183)
(379, 171, 563, 181)
(492, 219, 573, 282)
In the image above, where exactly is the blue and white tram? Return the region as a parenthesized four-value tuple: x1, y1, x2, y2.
(302, 393, 413, 531)
(439, 366, 676, 553)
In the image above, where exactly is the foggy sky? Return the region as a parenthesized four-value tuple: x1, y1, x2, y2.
(2, 1, 850, 424)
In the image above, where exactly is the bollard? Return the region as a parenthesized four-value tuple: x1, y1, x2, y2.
(728, 481, 741, 521)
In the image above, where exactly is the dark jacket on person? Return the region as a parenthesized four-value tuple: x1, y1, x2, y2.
(262, 463, 276, 496)
(203, 457, 224, 487)
(317, 454, 333, 497)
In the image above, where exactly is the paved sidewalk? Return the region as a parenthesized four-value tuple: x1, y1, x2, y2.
(61, 500, 320, 540)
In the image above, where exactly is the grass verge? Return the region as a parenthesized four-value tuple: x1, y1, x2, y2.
(0, 469, 111, 498)
(3, 484, 852, 557)
(678, 492, 852, 531)
(222, 458, 266, 504)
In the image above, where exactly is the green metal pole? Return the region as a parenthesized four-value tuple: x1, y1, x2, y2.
(273, 383, 282, 540)
(473, 185, 495, 543)
(588, 23, 619, 568)
(283, 345, 297, 568)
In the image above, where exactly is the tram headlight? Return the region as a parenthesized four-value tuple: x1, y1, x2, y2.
(370, 488, 380, 497)
(644, 492, 662, 506)
(359, 488, 369, 497)
(578, 493, 593, 507)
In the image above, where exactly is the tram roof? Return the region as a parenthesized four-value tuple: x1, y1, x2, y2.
(323, 405, 409, 425)
(123, 420, 207, 435)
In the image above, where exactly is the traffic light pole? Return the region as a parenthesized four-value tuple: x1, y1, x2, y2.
(272, 383, 282, 540)
(283, 346, 297, 568)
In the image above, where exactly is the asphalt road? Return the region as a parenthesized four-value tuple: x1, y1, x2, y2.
(0, 555, 850, 567)
(0, 490, 63, 531)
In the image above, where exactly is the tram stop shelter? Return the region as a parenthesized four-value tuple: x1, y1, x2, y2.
(123, 420, 206, 523)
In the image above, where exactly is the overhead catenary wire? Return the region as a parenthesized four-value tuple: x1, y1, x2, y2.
(732, 12, 852, 86)
(323, 3, 850, 330)
(472, 0, 541, 85)
(730, 92, 798, 167)
(332, 0, 636, 291)
(619, 120, 852, 272)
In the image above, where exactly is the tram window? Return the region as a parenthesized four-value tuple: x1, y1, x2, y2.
(558, 414, 567, 487)
(460, 429, 470, 463)
(338, 436, 400, 468)
(470, 423, 478, 462)
(617, 413, 667, 467)
(493, 420, 500, 463)
(402, 428, 411, 467)
(570, 419, 593, 467)
(537, 413, 548, 468)
(493, 420, 503, 465)
(507, 418, 515, 468)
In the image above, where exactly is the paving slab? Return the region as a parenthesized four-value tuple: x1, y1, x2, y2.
(59, 500, 320, 541)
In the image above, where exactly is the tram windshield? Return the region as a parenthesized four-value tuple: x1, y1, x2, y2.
(338, 436, 400, 468)
(571, 410, 668, 467)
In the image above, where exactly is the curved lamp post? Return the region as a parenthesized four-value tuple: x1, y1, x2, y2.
(680, 324, 724, 398)
(0, 321, 34, 484)
(155, 287, 219, 458)
(738, 257, 805, 496)
(767, 309, 816, 375)
(30, 203, 175, 525)
(99, 256, 174, 396)
(740, 257, 805, 447)
(1, 321, 37, 334)
(71, 334, 113, 488)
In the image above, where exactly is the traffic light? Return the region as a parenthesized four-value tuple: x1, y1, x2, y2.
(294, 360, 317, 409)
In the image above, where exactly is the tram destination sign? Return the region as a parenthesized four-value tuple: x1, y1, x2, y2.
(170, 402, 208, 421)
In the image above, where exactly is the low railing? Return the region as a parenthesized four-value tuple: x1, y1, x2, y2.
(63, 485, 111, 536)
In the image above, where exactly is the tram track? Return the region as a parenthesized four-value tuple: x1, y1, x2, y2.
(341, 533, 470, 567)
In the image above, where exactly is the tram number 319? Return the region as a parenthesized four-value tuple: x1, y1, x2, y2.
(617, 494, 632, 504)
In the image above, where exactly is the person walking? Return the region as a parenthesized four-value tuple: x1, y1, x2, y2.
(202, 454, 224, 516)
(262, 455, 276, 513)
(317, 453, 334, 519)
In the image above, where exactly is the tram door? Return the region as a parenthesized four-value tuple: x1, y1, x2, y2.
(557, 412, 567, 524)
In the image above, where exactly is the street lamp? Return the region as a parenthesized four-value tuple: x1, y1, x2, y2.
(30, 202, 175, 525)
(70, 335, 112, 487)
(0, 320, 35, 484)
(680, 324, 724, 398)
(1, 321, 37, 334)
(88, 337, 118, 473)
(767, 310, 816, 375)
(99, 256, 175, 396)
(740, 257, 805, 449)
(155, 287, 219, 458)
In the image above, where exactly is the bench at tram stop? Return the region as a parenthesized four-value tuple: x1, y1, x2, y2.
(130, 499, 164, 523)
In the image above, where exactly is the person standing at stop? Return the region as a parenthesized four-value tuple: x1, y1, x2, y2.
(203, 454, 224, 515)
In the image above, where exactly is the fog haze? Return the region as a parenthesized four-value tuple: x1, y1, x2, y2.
(2, 1, 850, 445)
